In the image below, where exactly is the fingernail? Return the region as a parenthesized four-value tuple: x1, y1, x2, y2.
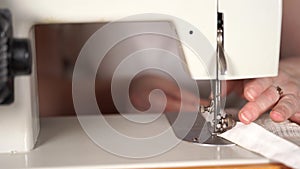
(240, 111, 253, 124)
(246, 88, 257, 101)
(270, 111, 285, 122)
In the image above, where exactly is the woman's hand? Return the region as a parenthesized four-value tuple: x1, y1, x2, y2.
(238, 57, 300, 124)
(129, 74, 209, 113)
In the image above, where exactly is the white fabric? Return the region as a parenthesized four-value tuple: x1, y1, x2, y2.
(220, 122, 300, 169)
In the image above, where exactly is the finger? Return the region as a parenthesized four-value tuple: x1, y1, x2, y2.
(243, 70, 292, 101)
(243, 78, 274, 101)
(162, 97, 205, 113)
(174, 89, 200, 105)
(165, 97, 198, 113)
(149, 76, 198, 105)
(238, 85, 280, 124)
(199, 99, 210, 106)
(164, 86, 208, 111)
(164, 82, 201, 106)
(270, 94, 300, 122)
(289, 113, 300, 124)
(148, 89, 199, 113)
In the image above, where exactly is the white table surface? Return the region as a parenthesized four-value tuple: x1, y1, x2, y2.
(0, 114, 270, 169)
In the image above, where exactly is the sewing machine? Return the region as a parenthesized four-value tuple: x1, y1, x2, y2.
(0, 0, 282, 168)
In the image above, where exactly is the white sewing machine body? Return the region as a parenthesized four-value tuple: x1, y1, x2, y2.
(0, 0, 281, 164)
(0, 114, 272, 168)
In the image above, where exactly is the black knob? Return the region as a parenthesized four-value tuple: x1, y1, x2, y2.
(0, 9, 32, 104)
(12, 39, 32, 75)
(0, 9, 12, 104)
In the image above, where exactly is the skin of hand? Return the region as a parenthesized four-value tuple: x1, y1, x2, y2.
(129, 56, 300, 125)
(238, 57, 300, 124)
(129, 74, 210, 113)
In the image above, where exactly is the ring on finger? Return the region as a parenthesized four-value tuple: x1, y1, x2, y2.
(275, 85, 283, 98)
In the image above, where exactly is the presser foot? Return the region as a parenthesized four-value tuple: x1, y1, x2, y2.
(197, 104, 236, 146)
(164, 103, 237, 146)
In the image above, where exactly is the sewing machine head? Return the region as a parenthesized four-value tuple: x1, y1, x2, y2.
(0, 0, 282, 153)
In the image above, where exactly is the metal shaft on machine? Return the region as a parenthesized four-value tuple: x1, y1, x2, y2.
(213, 12, 227, 134)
